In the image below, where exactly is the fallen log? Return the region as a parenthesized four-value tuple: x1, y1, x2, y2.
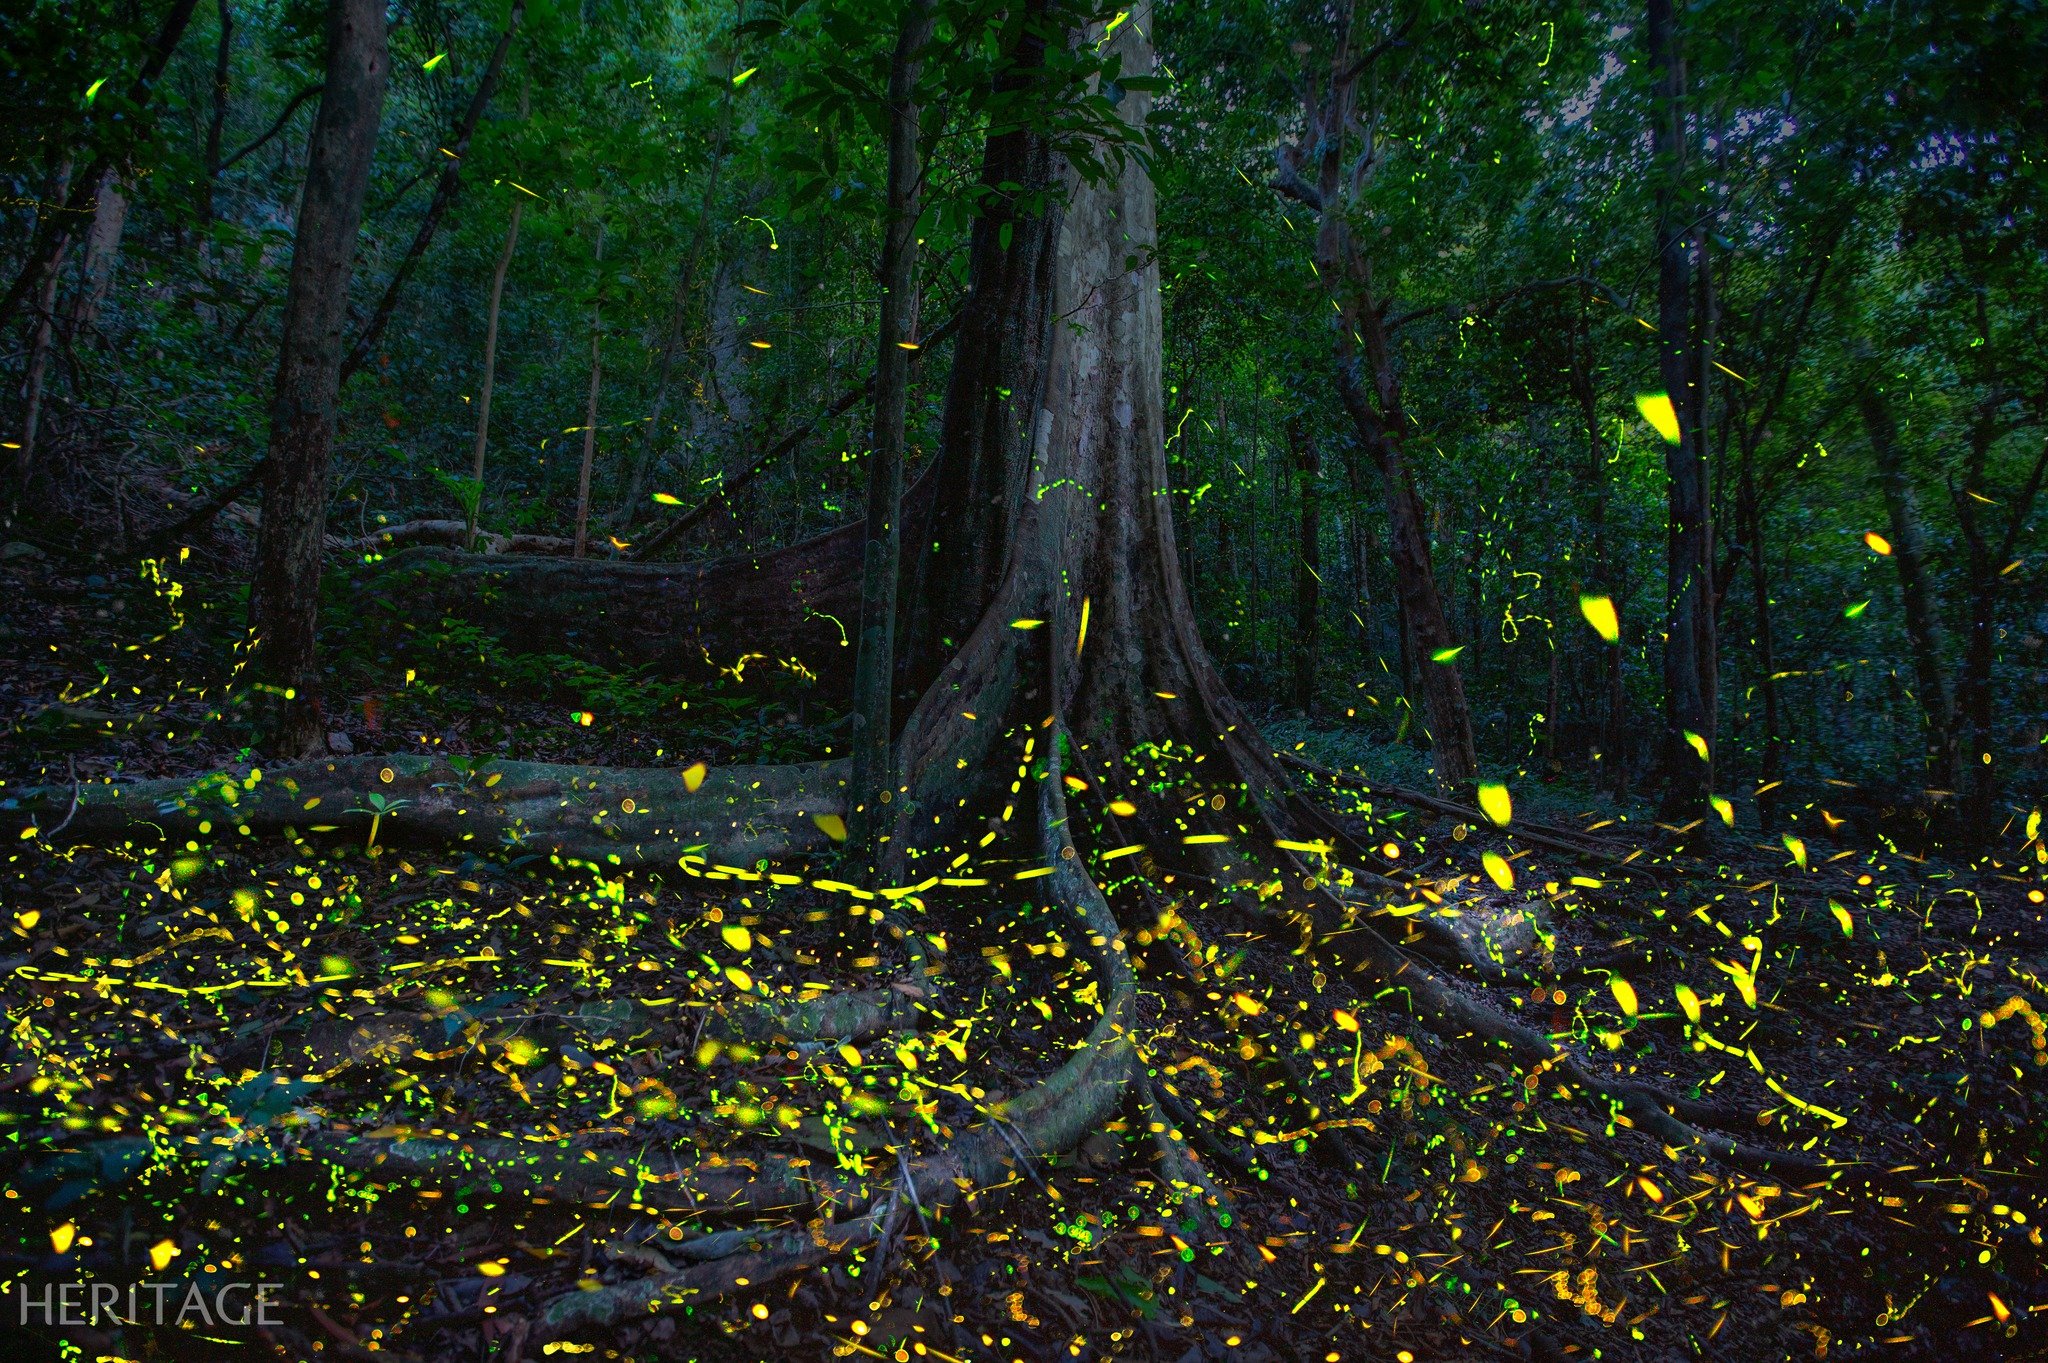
(1, 752, 844, 868)
(357, 521, 863, 691)
(338, 517, 577, 557)
(221, 505, 580, 557)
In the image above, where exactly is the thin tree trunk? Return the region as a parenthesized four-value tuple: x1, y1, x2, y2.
(1739, 453, 1783, 828)
(197, 0, 233, 233)
(248, 0, 389, 756)
(1288, 417, 1321, 712)
(0, 0, 200, 336)
(849, 0, 936, 867)
(12, 160, 73, 494)
(1568, 320, 1627, 792)
(1543, 621, 1560, 772)
(339, 0, 524, 385)
(1856, 374, 1955, 784)
(572, 221, 606, 559)
(1647, 0, 1714, 821)
(1277, 18, 1476, 788)
(618, 52, 735, 526)
(466, 198, 522, 550)
(63, 170, 130, 343)
(1953, 424, 2048, 831)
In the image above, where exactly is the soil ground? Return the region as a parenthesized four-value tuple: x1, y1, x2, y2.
(4, 544, 2046, 1363)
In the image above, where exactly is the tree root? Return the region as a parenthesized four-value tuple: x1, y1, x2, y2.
(521, 721, 1138, 1342)
(1281, 752, 1647, 870)
(1, 752, 844, 869)
(1323, 920, 1869, 1181)
(714, 984, 926, 1048)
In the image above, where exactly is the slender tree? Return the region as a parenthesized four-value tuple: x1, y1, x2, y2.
(1646, 0, 1716, 820)
(248, 0, 389, 755)
(572, 220, 606, 559)
(1273, 10, 1478, 789)
(339, 0, 525, 385)
(1287, 415, 1321, 712)
(847, 0, 937, 869)
(1856, 370, 1956, 784)
(465, 196, 522, 550)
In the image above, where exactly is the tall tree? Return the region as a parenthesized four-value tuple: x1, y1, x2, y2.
(1856, 369, 1956, 785)
(465, 193, 523, 550)
(1646, 0, 1716, 821)
(0, 0, 199, 337)
(1273, 9, 1478, 790)
(248, 0, 389, 755)
(847, 0, 937, 869)
(572, 220, 606, 559)
(339, 0, 524, 385)
(1287, 414, 1321, 713)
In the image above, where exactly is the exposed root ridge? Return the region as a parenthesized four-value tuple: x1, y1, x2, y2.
(523, 727, 1138, 1341)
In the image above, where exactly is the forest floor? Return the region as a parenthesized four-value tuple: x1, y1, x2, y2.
(4, 543, 2048, 1363)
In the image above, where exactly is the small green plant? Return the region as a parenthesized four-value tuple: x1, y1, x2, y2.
(346, 791, 411, 854)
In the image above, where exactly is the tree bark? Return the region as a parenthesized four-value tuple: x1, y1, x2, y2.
(899, 0, 1066, 695)
(466, 197, 522, 549)
(249, 0, 389, 756)
(1856, 373, 1955, 784)
(1288, 416, 1321, 712)
(848, 0, 937, 867)
(1647, 0, 1715, 821)
(339, 0, 523, 385)
(572, 221, 605, 558)
(12, 160, 73, 495)
(197, 0, 233, 233)
(1274, 19, 1476, 789)
(63, 170, 130, 341)
(1738, 452, 1783, 827)
(0, 0, 200, 336)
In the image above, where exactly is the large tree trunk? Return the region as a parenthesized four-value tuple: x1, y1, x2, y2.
(248, 0, 389, 756)
(847, 0, 937, 866)
(1856, 374, 1955, 785)
(1647, 0, 1716, 821)
(899, 0, 1064, 698)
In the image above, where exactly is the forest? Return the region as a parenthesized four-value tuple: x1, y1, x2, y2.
(0, 0, 2045, 1359)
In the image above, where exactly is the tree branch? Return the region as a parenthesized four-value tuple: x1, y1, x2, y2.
(339, 1, 524, 385)
(218, 82, 324, 172)
(1386, 275, 1632, 333)
(631, 307, 962, 562)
